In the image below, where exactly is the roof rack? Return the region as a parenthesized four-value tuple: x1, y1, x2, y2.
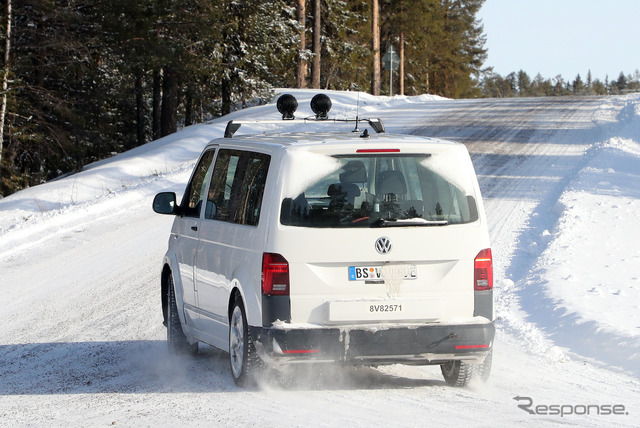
(224, 93, 385, 138)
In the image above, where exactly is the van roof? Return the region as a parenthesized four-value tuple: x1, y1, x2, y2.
(208, 131, 463, 151)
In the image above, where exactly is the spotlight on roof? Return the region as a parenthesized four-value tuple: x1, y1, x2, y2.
(311, 94, 332, 120)
(277, 94, 298, 120)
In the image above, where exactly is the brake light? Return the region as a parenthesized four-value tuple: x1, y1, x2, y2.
(356, 148, 400, 153)
(262, 253, 290, 296)
(474, 248, 493, 291)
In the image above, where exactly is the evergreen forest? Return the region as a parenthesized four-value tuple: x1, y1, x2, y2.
(0, 0, 637, 197)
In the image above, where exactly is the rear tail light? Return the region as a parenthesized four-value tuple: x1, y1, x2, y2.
(262, 253, 290, 296)
(474, 248, 493, 291)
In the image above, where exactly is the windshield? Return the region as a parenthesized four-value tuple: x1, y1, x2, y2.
(280, 153, 479, 228)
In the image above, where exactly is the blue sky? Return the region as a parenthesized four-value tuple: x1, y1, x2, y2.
(478, 0, 640, 82)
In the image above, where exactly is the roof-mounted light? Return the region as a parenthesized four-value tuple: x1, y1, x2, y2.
(223, 93, 385, 137)
(277, 94, 298, 120)
(310, 93, 332, 120)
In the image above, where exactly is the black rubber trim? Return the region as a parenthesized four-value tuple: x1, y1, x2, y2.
(473, 289, 493, 320)
(262, 294, 291, 326)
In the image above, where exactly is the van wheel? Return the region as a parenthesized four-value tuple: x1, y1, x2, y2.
(440, 349, 492, 387)
(167, 274, 198, 355)
(476, 348, 493, 382)
(229, 295, 260, 386)
(441, 360, 473, 387)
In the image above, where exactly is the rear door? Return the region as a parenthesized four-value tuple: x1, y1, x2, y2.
(276, 144, 489, 325)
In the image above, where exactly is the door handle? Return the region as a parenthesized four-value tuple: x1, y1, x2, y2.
(191, 225, 198, 231)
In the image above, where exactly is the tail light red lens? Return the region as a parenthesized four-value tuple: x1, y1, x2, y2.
(474, 248, 493, 291)
(262, 253, 290, 296)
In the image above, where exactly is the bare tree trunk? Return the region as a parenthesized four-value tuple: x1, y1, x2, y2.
(425, 59, 430, 93)
(371, 0, 380, 95)
(311, 0, 321, 89)
(296, 0, 307, 88)
(0, 0, 12, 172)
(152, 68, 162, 140)
(184, 86, 193, 127)
(160, 65, 178, 137)
(135, 70, 145, 147)
(399, 31, 405, 96)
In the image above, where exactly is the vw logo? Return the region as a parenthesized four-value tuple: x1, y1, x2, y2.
(375, 237, 392, 254)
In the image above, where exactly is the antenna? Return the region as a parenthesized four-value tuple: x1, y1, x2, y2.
(352, 91, 361, 132)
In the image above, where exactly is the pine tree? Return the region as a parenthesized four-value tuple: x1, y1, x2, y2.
(591, 78, 607, 95)
(387, 0, 486, 98)
(435, 0, 487, 98)
(383, 0, 433, 95)
(4, 0, 108, 193)
(517, 70, 531, 96)
(613, 71, 628, 94)
(572, 74, 585, 95)
(319, 0, 371, 91)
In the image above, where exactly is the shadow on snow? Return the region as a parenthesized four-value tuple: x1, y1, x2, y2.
(0, 340, 444, 395)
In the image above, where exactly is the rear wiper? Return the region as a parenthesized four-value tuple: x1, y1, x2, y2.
(372, 218, 449, 227)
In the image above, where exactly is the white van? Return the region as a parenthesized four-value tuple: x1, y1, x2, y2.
(153, 94, 494, 387)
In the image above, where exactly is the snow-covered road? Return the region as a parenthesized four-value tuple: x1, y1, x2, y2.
(1, 91, 638, 426)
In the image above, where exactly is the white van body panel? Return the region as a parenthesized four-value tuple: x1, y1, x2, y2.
(273, 223, 489, 324)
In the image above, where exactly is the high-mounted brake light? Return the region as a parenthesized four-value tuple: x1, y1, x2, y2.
(262, 253, 290, 296)
(356, 148, 401, 153)
(474, 248, 493, 291)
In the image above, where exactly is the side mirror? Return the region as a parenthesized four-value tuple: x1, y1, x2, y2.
(153, 192, 178, 215)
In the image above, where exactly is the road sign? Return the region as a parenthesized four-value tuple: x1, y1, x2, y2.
(382, 45, 399, 95)
(382, 46, 399, 71)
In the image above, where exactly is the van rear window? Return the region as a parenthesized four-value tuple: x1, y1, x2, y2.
(280, 154, 478, 228)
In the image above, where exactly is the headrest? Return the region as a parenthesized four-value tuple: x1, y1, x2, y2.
(328, 183, 360, 198)
(377, 170, 407, 195)
(339, 160, 367, 183)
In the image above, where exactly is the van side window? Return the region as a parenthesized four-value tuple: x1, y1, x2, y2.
(181, 149, 215, 218)
(206, 149, 270, 226)
(207, 150, 241, 222)
(234, 153, 270, 226)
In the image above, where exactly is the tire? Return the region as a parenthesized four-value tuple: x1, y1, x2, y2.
(166, 274, 198, 355)
(441, 349, 492, 387)
(229, 294, 261, 386)
(476, 348, 493, 382)
(440, 360, 474, 387)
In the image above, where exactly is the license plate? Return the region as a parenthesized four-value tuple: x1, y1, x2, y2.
(329, 298, 442, 321)
(348, 265, 417, 281)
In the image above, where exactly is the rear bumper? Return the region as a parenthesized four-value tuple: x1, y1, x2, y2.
(250, 319, 494, 366)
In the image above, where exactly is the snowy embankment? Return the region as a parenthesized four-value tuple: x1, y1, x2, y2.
(0, 90, 639, 426)
(518, 134, 640, 371)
